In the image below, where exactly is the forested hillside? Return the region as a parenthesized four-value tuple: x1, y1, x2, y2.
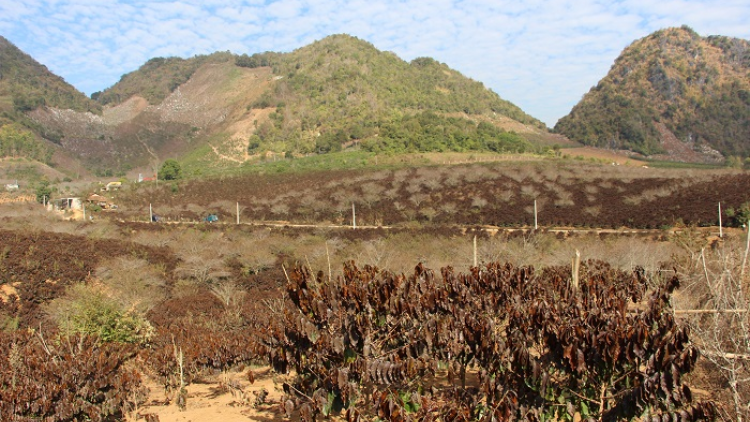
(555, 26, 750, 161)
(0, 36, 100, 126)
(236, 35, 546, 154)
(0, 36, 101, 164)
(96, 34, 548, 158)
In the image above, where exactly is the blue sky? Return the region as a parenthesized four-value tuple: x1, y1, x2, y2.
(1, 0, 748, 127)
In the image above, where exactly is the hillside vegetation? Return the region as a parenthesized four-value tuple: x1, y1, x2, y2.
(96, 34, 548, 162)
(0, 36, 100, 126)
(0, 123, 52, 164)
(4, 28, 749, 175)
(555, 26, 750, 162)
(234, 35, 545, 154)
(93, 52, 236, 106)
(0, 34, 554, 175)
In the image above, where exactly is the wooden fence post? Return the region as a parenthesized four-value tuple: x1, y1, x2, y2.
(473, 235, 478, 267)
(572, 249, 580, 290)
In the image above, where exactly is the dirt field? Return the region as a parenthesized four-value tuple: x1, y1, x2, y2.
(134, 367, 286, 422)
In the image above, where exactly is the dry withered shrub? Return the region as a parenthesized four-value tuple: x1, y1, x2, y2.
(0, 330, 143, 421)
(272, 260, 716, 421)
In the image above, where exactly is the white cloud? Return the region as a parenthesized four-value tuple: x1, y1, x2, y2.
(1, 0, 748, 126)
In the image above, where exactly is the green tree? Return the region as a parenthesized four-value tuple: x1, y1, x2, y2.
(725, 155, 743, 168)
(725, 202, 750, 227)
(158, 159, 182, 181)
(35, 179, 53, 204)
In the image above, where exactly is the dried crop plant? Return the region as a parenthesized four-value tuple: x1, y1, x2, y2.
(357, 239, 393, 269)
(420, 176, 442, 192)
(498, 189, 515, 203)
(623, 194, 643, 206)
(439, 201, 458, 216)
(409, 192, 429, 208)
(171, 229, 232, 283)
(554, 189, 575, 207)
(460, 167, 484, 183)
(95, 256, 167, 314)
(391, 168, 410, 185)
(208, 280, 246, 309)
(520, 184, 540, 199)
(132, 230, 176, 248)
(584, 184, 600, 195)
(583, 205, 602, 218)
(208, 199, 237, 215)
(639, 185, 678, 203)
(443, 172, 462, 187)
(209, 280, 247, 329)
(404, 179, 423, 194)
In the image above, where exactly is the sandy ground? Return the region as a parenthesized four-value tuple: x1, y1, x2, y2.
(132, 367, 287, 422)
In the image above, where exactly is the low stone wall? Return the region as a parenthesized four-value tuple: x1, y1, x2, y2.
(0, 194, 36, 204)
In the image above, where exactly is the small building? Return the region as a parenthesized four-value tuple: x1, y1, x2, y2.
(87, 194, 117, 210)
(49, 197, 85, 221)
(53, 197, 83, 211)
(105, 181, 122, 191)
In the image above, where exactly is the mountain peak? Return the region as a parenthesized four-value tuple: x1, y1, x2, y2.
(555, 26, 750, 162)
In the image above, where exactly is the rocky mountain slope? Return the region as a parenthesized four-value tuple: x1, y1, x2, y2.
(555, 26, 750, 163)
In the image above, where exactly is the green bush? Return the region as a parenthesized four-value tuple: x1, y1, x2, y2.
(47, 284, 154, 344)
(158, 159, 182, 181)
(725, 202, 750, 227)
